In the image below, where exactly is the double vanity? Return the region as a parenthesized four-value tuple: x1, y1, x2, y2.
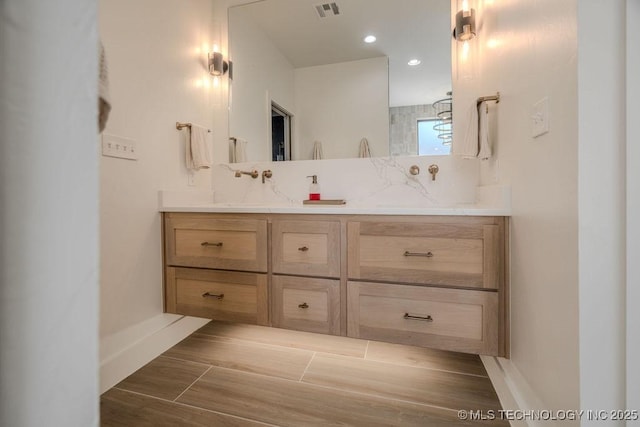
(162, 204, 509, 357)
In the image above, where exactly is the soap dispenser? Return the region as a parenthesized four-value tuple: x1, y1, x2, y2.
(307, 175, 321, 200)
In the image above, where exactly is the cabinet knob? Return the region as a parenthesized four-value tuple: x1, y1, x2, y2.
(298, 246, 309, 252)
(298, 302, 309, 309)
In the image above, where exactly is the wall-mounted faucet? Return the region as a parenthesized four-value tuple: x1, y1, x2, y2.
(235, 169, 259, 179)
(262, 170, 272, 183)
(428, 164, 439, 181)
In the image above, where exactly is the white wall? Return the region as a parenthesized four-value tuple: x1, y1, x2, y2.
(99, 0, 216, 339)
(627, 0, 640, 412)
(228, 4, 295, 162)
(0, 0, 100, 425)
(578, 0, 627, 418)
(293, 57, 389, 160)
(457, 0, 581, 415)
(465, 0, 636, 419)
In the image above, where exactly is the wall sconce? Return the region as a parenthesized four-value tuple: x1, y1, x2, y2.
(208, 52, 232, 79)
(453, 0, 476, 41)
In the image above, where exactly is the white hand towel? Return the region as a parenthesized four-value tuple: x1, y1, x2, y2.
(229, 139, 236, 163)
(233, 138, 248, 163)
(186, 125, 212, 170)
(477, 101, 492, 160)
(454, 102, 479, 158)
(358, 138, 372, 158)
(312, 141, 323, 160)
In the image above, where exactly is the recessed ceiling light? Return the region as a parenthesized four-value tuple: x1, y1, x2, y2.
(364, 35, 377, 43)
(408, 59, 421, 66)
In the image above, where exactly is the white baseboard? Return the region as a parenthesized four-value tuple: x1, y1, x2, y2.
(99, 314, 210, 393)
(481, 356, 546, 427)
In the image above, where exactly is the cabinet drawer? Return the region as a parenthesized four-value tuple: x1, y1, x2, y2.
(348, 220, 500, 289)
(272, 220, 340, 278)
(165, 267, 268, 325)
(165, 213, 267, 272)
(347, 281, 499, 355)
(272, 276, 340, 335)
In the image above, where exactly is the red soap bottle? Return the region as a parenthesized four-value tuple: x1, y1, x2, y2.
(307, 175, 321, 200)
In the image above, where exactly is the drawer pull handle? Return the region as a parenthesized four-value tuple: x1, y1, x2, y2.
(298, 302, 309, 309)
(298, 246, 309, 252)
(404, 313, 433, 322)
(201, 241, 223, 247)
(403, 251, 433, 258)
(202, 292, 225, 300)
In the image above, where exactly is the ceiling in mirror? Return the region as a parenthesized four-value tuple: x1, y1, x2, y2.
(233, 0, 451, 106)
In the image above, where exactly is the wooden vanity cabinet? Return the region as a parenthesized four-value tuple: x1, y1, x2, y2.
(162, 213, 508, 356)
(163, 213, 269, 325)
(271, 219, 342, 335)
(346, 216, 507, 356)
(165, 214, 267, 272)
(347, 220, 499, 289)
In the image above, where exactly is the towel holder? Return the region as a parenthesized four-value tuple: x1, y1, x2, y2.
(476, 92, 500, 107)
(176, 121, 211, 133)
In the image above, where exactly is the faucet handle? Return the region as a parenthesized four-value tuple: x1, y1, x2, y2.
(428, 164, 439, 181)
(262, 169, 272, 183)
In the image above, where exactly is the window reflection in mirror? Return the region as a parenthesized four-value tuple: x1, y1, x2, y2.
(418, 119, 451, 156)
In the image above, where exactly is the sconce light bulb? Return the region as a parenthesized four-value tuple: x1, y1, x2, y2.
(462, 0, 470, 12)
(462, 40, 470, 61)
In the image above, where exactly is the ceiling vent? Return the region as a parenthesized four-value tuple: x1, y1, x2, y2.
(314, 2, 340, 18)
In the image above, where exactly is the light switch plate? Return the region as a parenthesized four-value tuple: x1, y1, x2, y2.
(102, 134, 138, 160)
(531, 97, 549, 138)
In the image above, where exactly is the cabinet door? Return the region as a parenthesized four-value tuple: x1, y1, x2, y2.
(272, 220, 340, 278)
(272, 275, 340, 335)
(166, 267, 268, 326)
(348, 220, 501, 289)
(165, 213, 268, 272)
(347, 281, 499, 355)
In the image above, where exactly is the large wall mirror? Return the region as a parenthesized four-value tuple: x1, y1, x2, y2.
(228, 0, 452, 163)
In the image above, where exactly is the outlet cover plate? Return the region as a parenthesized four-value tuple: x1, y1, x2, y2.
(531, 97, 549, 138)
(102, 134, 138, 160)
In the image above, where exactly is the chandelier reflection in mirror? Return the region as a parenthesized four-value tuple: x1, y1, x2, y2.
(432, 92, 452, 146)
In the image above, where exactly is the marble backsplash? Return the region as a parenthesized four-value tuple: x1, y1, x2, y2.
(210, 155, 481, 207)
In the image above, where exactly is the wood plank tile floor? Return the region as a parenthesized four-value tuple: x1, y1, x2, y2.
(101, 321, 508, 426)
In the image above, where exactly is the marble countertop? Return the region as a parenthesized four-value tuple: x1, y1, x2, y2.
(159, 202, 510, 216)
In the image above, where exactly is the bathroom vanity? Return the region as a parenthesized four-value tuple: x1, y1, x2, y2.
(162, 207, 509, 357)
